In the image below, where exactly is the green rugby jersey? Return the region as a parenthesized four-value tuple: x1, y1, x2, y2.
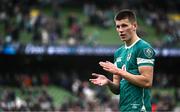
(114, 38, 155, 112)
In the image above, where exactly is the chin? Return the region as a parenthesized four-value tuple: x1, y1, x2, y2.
(120, 38, 127, 41)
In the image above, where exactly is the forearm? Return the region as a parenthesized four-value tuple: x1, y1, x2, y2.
(117, 70, 152, 88)
(107, 79, 120, 95)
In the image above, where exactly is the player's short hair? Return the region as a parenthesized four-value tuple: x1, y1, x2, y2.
(114, 9, 137, 23)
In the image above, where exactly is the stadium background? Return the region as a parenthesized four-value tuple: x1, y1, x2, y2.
(0, 0, 180, 111)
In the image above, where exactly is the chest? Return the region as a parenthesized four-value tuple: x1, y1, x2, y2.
(116, 48, 137, 69)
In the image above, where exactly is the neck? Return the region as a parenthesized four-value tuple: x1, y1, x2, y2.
(125, 34, 139, 46)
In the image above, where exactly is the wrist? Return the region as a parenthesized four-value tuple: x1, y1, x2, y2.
(115, 69, 122, 76)
(107, 79, 112, 85)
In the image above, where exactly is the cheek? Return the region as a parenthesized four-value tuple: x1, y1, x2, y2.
(116, 28, 119, 32)
(129, 26, 135, 32)
(125, 28, 132, 33)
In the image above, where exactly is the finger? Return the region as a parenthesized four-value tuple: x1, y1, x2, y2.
(99, 61, 105, 63)
(89, 79, 94, 83)
(102, 67, 115, 74)
(89, 79, 95, 83)
(99, 62, 103, 66)
(103, 67, 110, 72)
(89, 79, 104, 86)
(99, 62, 108, 68)
(89, 79, 96, 82)
(92, 73, 100, 77)
(106, 61, 113, 65)
(99, 61, 105, 66)
(89, 79, 99, 85)
(99, 83, 104, 86)
(100, 61, 113, 68)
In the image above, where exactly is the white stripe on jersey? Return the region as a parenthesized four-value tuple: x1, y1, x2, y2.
(137, 58, 154, 65)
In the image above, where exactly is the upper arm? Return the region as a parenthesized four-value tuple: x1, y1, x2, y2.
(137, 45, 155, 87)
(138, 66, 154, 87)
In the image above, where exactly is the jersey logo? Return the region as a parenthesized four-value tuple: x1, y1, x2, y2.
(127, 53, 131, 61)
(131, 104, 140, 109)
(144, 48, 154, 58)
(116, 57, 122, 62)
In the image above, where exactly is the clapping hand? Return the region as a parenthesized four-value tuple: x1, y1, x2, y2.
(89, 73, 109, 86)
(99, 61, 120, 75)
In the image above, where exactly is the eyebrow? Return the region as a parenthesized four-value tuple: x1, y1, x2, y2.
(116, 23, 128, 28)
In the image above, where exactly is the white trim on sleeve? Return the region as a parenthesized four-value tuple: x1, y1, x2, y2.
(137, 58, 154, 65)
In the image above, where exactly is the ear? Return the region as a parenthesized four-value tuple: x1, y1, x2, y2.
(132, 22, 137, 31)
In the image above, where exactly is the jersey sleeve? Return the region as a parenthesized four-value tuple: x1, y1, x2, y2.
(137, 46, 155, 67)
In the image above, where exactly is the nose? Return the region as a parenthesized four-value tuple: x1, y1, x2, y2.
(117, 27, 123, 33)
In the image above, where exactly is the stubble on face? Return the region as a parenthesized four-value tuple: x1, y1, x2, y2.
(115, 19, 136, 44)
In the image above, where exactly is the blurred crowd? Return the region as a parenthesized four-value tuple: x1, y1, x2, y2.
(0, 0, 180, 111)
(0, 0, 179, 51)
(0, 71, 119, 111)
(0, 88, 54, 111)
(0, 71, 180, 111)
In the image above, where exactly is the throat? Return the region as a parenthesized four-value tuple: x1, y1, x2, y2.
(125, 37, 140, 48)
(125, 39, 133, 47)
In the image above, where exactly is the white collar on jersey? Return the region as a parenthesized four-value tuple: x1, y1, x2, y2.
(125, 37, 140, 49)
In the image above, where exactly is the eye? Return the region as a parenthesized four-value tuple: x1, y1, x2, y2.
(121, 24, 128, 27)
(116, 25, 120, 28)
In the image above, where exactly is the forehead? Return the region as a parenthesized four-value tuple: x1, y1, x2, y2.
(115, 18, 131, 25)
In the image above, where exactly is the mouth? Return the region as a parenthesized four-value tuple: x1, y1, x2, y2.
(120, 34, 126, 38)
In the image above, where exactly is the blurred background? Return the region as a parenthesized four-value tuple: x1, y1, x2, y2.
(0, 0, 180, 111)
